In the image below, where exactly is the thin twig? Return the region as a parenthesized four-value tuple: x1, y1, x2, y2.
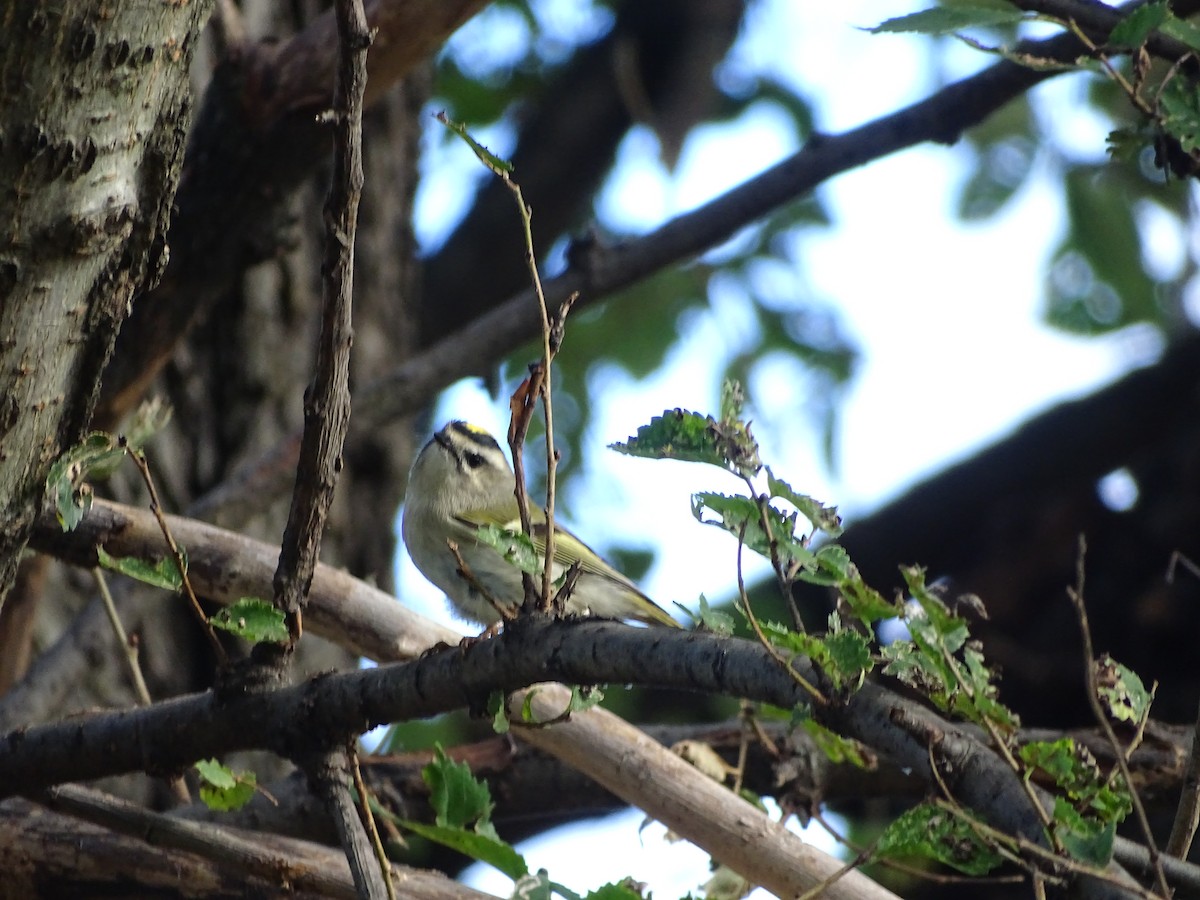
(350, 749, 395, 900)
(92, 566, 191, 804)
(127, 448, 226, 665)
(271, 0, 367, 644)
(446, 540, 514, 624)
(735, 524, 826, 704)
(1067, 536, 1171, 898)
(92, 567, 153, 707)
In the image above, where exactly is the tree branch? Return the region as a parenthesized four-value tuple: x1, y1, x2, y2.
(0, 619, 1141, 895)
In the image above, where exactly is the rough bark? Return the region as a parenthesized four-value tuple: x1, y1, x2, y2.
(0, 0, 213, 607)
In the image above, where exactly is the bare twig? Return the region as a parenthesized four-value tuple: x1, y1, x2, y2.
(92, 567, 153, 708)
(351, 749, 395, 900)
(271, 0, 368, 643)
(1166, 695, 1200, 858)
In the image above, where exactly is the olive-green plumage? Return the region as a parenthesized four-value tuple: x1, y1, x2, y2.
(402, 421, 679, 628)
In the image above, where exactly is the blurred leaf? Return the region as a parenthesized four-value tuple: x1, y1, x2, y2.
(1159, 9, 1200, 52)
(867, 6, 1023, 36)
(96, 545, 185, 591)
(209, 598, 288, 643)
(692, 593, 736, 634)
(195, 759, 256, 812)
(46, 432, 125, 531)
(957, 137, 1037, 220)
(1108, 3, 1169, 47)
(801, 718, 873, 768)
(1159, 74, 1200, 154)
(1045, 166, 1157, 334)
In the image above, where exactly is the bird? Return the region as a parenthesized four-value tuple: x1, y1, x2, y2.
(402, 420, 679, 628)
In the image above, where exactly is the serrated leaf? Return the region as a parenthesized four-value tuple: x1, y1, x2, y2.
(611, 408, 761, 476)
(867, 6, 1024, 35)
(96, 545, 185, 591)
(824, 628, 872, 689)
(195, 759, 256, 812)
(766, 469, 842, 536)
(692, 492, 816, 571)
(46, 432, 126, 531)
(402, 820, 528, 880)
(209, 598, 288, 643)
(875, 803, 1004, 875)
(423, 746, 494, 831)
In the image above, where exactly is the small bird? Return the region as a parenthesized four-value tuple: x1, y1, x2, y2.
(402, 421, 679, 628)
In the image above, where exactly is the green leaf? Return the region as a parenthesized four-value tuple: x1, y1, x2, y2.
(209, 598, 288, 643)
(96, 545, 185, 591)
(584, 883, 644, 900)
(824, 627, 872, 689)
(475, 524, 541, 575)
(875, 803, 1004, 875)
(1159, 10, 1200, 52)
(766, 469, 842, 536)
(610, 408, 761, 476)
(867, 6, 1024, 35)
(956, 137, 1036, 220)
(195, 759, 256, 812)
(1046, 166, 1157, 334)
(46, 432, 126, 531)
(1053, 798, 1117, 866)
(801, 718, 873, 768)
(423, 746, 494, 830)
(692, 492, 816, 571)
(1108, 3, 1169, 47)
(402, 819, 528, 880)
(1159, 75, 1200, 153)
(692, 593, 735, 635)
(121, 397, 174, 454)
(1095, 655, 1152, 724)
(489, 690, 510, 735)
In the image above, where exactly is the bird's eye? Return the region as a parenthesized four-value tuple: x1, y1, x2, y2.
(463, 451, 486, 469)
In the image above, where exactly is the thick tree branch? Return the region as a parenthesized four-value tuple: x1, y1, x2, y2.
(0, 620, 1140, 895)
(14, 787, 490, 899)
(6, 498, 458, 731)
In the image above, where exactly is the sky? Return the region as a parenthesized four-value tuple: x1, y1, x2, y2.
(394, 0, 1170, 896)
